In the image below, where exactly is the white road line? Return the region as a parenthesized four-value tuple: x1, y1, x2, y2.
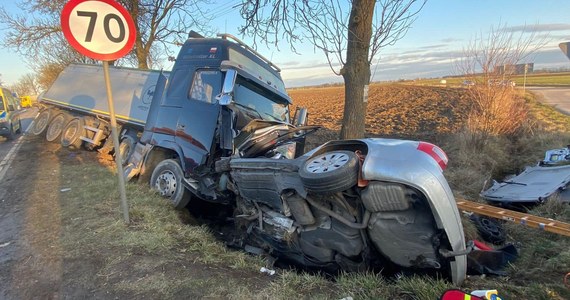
(0, 113, 39, 181)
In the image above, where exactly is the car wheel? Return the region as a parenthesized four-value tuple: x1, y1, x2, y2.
(470, 214, 506, 245)
(299, 150, 359, 193)
(61, 118, 85, 149)
(31, 109, 52, 136)
(118, 134, 136, 165)
(6, 124, 15, 141)
(150, 159, 191, 209)
(45, 113, 69, 142)
(15, 119, 22, 134)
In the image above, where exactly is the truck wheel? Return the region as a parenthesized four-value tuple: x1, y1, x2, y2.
(31, 109, 52, 136)
(299, 150, 359, 193)
(118, 135, 136, 165)
(46, 113, 69, 142)
(150, 159, 190, 209)
(61, 118, 85, 149)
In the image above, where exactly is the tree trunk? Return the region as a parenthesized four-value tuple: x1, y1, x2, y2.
(340, 0, 375, 140)
(126, 0, 149, 69)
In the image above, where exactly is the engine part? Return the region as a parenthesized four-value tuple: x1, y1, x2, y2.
(284, 192, 315, 225)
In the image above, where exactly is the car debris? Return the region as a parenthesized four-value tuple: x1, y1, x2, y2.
(259, 267, 276, 276)
(480, 164, 570, 204)
(481, 146, 570, 204)
(540, 145, 570, 166)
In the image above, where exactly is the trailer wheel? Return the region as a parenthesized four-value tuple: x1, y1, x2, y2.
(150, 159, 190, 209)
(31, 109, 52, 136)
(118, 135, 136, 165)
(45, 113, 69, 142)
(61, 118, 85, 149)
(299, 150, 359, 193)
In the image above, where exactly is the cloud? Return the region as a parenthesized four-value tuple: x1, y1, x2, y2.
(441, 37, 462, 43)
(503, 23, 570, 32)
(280, 40, 570, 87)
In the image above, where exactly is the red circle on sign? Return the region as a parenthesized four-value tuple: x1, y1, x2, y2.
(61, 0, 136, 61)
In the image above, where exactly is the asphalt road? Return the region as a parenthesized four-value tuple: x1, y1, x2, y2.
(0, 107, 37, 159)
(527, 87, 570, 115)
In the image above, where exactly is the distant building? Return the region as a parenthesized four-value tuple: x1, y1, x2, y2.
(494, 63, 534, 75)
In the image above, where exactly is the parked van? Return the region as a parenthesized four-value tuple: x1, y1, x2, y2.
(20, 95, 33, 108)
(0, 87, 22, 139)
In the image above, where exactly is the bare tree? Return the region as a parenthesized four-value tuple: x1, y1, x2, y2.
(0, 0, 212, 70)
(239, 0, 426, 139)
(36, 63, 67, 91)
(10, 73, 41, 96)
(457, 23, 549, 145)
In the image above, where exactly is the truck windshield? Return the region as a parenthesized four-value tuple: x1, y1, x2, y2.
(233, 76, 289, 123)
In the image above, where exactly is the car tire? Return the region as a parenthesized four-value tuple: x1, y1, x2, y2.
(470, 214, 506, 245)
(299, 150, 359, 193)
(150, 159, 191, 209)
(118, 134, 136, 165)
(15, 119, 22, 134)
(45, 113, 69, 142)
(31, 109, 52, 136)
(61, 118, 85, 149)
(6, 124, 15, 141)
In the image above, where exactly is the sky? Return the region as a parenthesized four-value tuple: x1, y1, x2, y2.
(1, 0, 570, 88)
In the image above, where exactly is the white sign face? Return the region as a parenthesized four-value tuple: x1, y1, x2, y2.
(61, 0, 135, 61)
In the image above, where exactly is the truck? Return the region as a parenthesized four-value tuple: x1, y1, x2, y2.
(34, 33, 468, 284)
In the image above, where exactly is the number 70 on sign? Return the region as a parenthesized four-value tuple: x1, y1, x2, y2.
(61, 0, 136, 61)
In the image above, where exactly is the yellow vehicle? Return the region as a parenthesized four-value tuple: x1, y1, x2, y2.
(0, 87, 22, 140)
(20, 95, 32, 108)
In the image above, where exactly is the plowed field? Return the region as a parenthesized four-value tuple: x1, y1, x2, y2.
(289, 84, 472, 139)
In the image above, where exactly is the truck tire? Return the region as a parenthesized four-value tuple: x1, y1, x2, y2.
(61, 118, 85, 149)
(31, 109, 52, 136)
(118, 135, 136, 165)
(299, 150, 359, 193)
(46, 113, 69, 142)
(150, 159, 191, 209)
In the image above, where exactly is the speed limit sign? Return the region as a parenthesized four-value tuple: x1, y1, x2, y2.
(61, 0, 135, 61)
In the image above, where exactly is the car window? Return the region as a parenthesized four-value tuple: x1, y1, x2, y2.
(189, 70, 222, 104)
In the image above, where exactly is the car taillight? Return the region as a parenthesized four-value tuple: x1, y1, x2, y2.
(417, 142, 448, 170)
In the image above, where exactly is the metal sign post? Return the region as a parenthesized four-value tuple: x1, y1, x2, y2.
(61, 0, 136, 223)
(103, 61, 130, 223)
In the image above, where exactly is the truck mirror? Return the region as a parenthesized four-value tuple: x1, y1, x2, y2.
(8, 104, 14, 111)
(217, 94, 233, 106)
(222, 69, 237, 94)
(293, 107, 308, 126)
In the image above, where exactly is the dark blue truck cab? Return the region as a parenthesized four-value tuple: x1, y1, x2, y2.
(126, 34, 304, 206)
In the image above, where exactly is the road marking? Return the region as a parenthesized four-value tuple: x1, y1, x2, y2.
(0, 113, 39, 181)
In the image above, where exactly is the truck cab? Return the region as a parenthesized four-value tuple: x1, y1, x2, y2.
(128, 34, 305, 204)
